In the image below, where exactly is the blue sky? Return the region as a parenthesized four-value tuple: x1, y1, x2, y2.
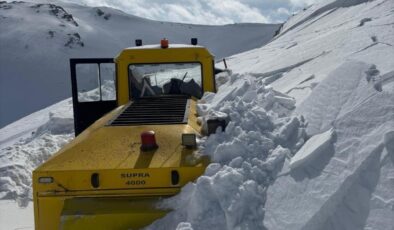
(64, 0, 322, 24)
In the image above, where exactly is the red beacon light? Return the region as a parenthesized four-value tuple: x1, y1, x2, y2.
(140, 131, 158, 151)
(160, 38, 169, 49)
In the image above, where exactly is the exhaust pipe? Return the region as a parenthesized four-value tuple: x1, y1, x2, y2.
(191, 38, 197, 45)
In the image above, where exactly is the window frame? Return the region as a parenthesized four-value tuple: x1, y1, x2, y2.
(75, 62, 117, 102)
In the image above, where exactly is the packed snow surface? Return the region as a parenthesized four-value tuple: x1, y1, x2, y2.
(1, 0, 394, 229)
(0, 200, 34, 230)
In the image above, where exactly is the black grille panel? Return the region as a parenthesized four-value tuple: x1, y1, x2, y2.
(110, 96, 189, 126)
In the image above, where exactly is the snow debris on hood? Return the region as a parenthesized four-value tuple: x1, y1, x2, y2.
(147, 72, 306, 230)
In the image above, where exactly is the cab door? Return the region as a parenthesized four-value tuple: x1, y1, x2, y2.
(70, 58, 117, 136)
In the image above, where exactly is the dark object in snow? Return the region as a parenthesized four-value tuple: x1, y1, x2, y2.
(359, 18, 372, 27)
(96, 8, 111, 20)
(103, 14, 111, 20)
(65, 33, 84, 48)
(96, 8, 104, 16)
(31, 4, 79, 27)
(371, 35, 377, 43)
(0, 3, 12, 9)
(48, 30, 55, 38)
(214, 68, 225, 75)
(207, 119, 227, 135)
(223, 58, 228, 69)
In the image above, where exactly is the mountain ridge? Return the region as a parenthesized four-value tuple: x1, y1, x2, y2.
(0, 0, 280, 127)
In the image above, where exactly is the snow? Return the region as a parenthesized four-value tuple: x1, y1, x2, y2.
(0, 0, 280, 128)
(0, 200, 34, 230)
(264, 61, 394, 230)
(1, 0, 394, 229)
(289, 128, 335, 170)
(0, 99, 72, 149)
(0, 100, 74, 205)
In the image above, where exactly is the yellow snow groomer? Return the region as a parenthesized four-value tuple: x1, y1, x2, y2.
(33, 39, 219, 229)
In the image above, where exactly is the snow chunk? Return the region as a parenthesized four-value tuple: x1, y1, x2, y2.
(262, 146, 290, 179)
(290, 128, 335, 170)
(176, 222, 194, 230)
(34, 112, 74, 136)
(274, 95, 296, 110)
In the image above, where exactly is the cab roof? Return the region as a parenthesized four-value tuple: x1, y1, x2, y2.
(115, 43, 214, 62)
(125, 44, 204, 50)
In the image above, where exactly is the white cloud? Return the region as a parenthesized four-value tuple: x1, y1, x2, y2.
(277, 7, 291, 17)
(289, 0, 324, 7)
(58, 0, 322, 25)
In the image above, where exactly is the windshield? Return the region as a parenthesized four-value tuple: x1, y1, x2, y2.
(128, 63, 203, 99)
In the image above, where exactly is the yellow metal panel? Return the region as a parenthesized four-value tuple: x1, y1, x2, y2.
(33, 99, 207, 192)
(36, 101, 202, 172)
(60, 197, 169, 230)
(35, 196, 170, 230)
(34, 166, 206, 192)
(36, 196, 66, 230)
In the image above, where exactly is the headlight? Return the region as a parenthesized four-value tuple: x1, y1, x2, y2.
(182, 133, 197, 148)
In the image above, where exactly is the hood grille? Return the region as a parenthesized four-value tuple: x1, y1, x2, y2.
(110, 96, 189, 126)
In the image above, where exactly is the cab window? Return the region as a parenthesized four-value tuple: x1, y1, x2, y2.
(128, 63, 202, 99)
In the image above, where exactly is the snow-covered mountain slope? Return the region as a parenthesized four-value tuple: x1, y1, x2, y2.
(226, 0, 394, 105)
(0, 0, 280, 128)
(0, 0, 393, 229)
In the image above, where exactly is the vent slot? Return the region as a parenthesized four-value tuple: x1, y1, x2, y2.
(111, 96, 189, 126)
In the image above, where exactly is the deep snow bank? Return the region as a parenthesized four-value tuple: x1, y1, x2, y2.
(264, 62, 394, 230)
(0, 80, 117, 206)
(147, 72, 306, 230)
(0, 99, 74, 206)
